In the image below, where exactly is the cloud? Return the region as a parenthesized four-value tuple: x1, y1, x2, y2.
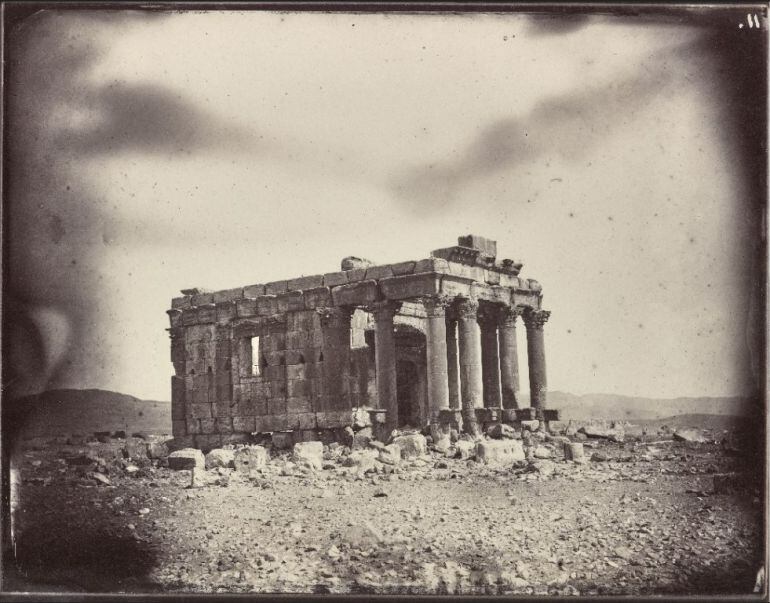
(59, 81, 257, 156)
(389, 64, 675, 212)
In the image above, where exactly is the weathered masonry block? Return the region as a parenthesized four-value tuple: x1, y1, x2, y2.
(168, 235, 556, 447)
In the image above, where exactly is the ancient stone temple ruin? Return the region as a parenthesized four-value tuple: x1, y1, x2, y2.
(167, 235, 557, 449)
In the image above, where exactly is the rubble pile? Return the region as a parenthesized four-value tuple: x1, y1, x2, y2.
(8, 419, 763, 595)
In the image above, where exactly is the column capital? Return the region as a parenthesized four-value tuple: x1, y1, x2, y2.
(367, 299, 402, 320)
(454, 297, 479, 320)
(420, 294, 454, 317)
(523, 308, 551, 330)
(499, 305, 525, 327)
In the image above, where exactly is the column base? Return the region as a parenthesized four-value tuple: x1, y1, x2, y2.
(515, 408, 538, 421)
(367, 409, 390, 442)
(501, 409, 518, 424)
(461, 409, 481, 436)
(438, 409, 463, 429)
(475, 408, 502, 433)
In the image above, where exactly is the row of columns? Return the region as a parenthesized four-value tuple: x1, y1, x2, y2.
(369, 295, 550, 434)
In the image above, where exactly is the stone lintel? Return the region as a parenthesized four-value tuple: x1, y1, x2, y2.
(287, 274, 324, 291)
(379, 272, 442, 300)
(391, 261, 416, 276)
(365, 264, 394, 280)
(413, 257, 450, 274)
(439, 273, 473, 299)
(323, 271, 349, 287)
(331, 279, 379, 306)
(512, 290, 541, 309)
(471, 282, 511, 305)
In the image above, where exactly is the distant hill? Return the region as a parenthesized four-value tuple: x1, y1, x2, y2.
(633, 413, 753, 431)
(522, 391, 757, 422)
(2, 387, 758, 439)
(5, 389, 171, 438)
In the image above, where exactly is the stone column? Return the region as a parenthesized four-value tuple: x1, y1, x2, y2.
(370, 300, 401, 434)
(498, 305, 523, 411)
(422, 295, 452, 421)
(523, 308, 551, 421)
(456, 298, 483, 435)
(479, 304, 502, 410)
(445, 316, 460, 410)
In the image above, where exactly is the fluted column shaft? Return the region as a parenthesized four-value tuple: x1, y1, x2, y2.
(498, 306, 523, 409)
(523, 308, 551, 419)
(456, 298, 483, 435)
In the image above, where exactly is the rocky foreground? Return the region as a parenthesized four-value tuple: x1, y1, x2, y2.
(5, 421, 764, 596)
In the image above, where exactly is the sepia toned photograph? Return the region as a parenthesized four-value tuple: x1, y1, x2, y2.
(1, 2, 767, 598)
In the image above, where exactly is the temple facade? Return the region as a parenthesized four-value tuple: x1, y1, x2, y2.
(167, 235, 556, 449)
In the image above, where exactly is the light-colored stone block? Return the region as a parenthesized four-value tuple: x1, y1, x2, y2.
(293, 440, 323, 469)
(475, 439, 525, 464)
(168, 448, 205, 470)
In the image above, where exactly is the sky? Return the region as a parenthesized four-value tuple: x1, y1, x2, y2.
(4, 7, 766, 402)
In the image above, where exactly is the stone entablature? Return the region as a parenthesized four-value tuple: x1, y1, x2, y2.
(168, 235, 554, 448)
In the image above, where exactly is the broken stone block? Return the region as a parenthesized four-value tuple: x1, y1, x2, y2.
(341, 256, 374, 271)
(533, 446, 552, 459)
(486, 423, 517, 440)
(455, 440, 476, 460)
(205, 448, 235, 470)
(378, 443, 401, 466)
(233, 446, 268, 474)
(168, 448, 205, 471)
(352, 407, 372, 429)
(343, 521, 383, 549)
(343, 449, 378, 473)
(123, 438, 148, 460)
(146, 441, 169, 459)
(532, 459, 555, 477)
(563, 442, 585, 462)
(673, 428, 708, 443)
(392, 433, 427, 459)
(475, 439, 525, 464)
(520, 420, 540, 432)
(351, 432, 372, 451)
(293, 441, 323, 470)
